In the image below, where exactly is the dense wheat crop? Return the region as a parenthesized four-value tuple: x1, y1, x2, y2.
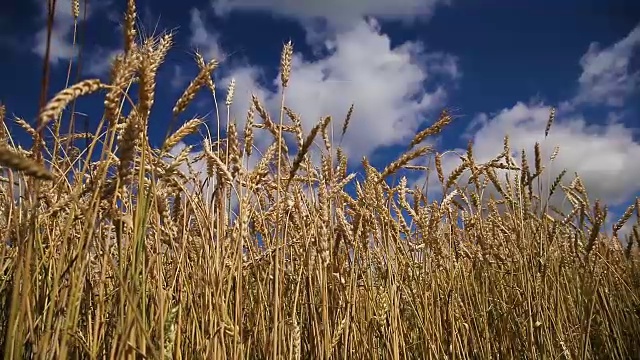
(0, 1, 639, 359)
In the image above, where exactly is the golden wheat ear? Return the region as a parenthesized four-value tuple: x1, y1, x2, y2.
(0, 145, 54, 180)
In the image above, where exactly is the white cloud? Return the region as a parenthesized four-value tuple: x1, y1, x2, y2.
(181, 6, 459, 162)
(181, 5, 638, 213)
(189, 8, 225, 61)
(217, 18, 458, 161)
(177, 8, 227, 90)
(177, 12, 460, 206)
(32, 0, 117, 72)
(85, 47, 121, 76)
(573, 24, 640, 107)
(417, 24, 640, 209)
(32, 0, 79, 64)
(430, 102, 640, 208)
(211, 0, 449, 29)
(171, 65, 190, 89)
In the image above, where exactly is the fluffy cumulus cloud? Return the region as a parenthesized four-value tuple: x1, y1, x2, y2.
(32, 0, 81, 64)
(85, 47, 122, 76)
(173, 0, 461, 162)
(459, 102, 640, 206)
(181, 4, 639, 213)
(425, 24, 640, 209)
(573, 24, 640, 107)
(189, 8, 225, 61)
(32, 0, 119, 76)
(211, 18, 458, 160)
(210, 0, 449, 29)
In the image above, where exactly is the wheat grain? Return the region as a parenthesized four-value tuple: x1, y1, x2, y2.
(227, 122, 241, 178)
(38, 79, 103, 131)
(446, 161, 468, 190)
(162, 118, 203, 152)
(379, 146, 432, 182)
(173, 59, 218, 117)
(409, 109, 452, 150)
(284, 106, 304, 149)
(117, 111, 142, 184)
(203, 140, 234, 184)
(124, 0, 137, 54)
(280, 40, 293, 88)
(286, 116, 330, 189)
(105, 51, 141, 127)
(244, 104, 255, 157)
(0, 103, 6, 144)
(72, 0, 80, 19)
(225, 78, 236, 107)
(613, 202, 636, 238)
(340, 104, 354, 144)
(0, 145, 54, 180)
(534, 142, 542, 176)
(545, 107, 555, 138)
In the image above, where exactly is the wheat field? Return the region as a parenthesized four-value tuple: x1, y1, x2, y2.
(0, 1, 639, 359)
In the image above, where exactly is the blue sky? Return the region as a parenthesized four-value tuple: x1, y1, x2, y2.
(1, 0, 639, 223)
